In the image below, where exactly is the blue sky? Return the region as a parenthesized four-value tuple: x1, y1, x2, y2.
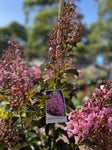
(0, 0, 98, 27)
(76, 0, 97, 26)
(0, 0, 24, 27)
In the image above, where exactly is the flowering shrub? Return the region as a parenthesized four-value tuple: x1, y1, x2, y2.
(0, 0, 111, 148)
(46, 90, 65, 116)
(65, 81, 112, 149)
(0, 40, 41, 106)
(0, 1, 82, 150)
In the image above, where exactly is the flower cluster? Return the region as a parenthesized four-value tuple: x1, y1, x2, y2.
(31, 66, 41, 79)
(46, 90, 65, 116)
(44, 70, 54, 82)
(65, 81, 112, 149)
(44, 1, 81, 82)
(48, 2, 81, 58)
(92, 80, 112, 106)
(0, 40, 41, 106)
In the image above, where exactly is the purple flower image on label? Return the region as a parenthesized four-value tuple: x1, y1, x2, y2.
(46, 90, 65, 116)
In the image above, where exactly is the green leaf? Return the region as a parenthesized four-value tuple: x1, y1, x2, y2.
(61, 78, 68, 82)
(42, 95, 50, 100)
(17, 106, 24, 115)
(63, 91, 69, 98)
(46, 78, 55, 88)
(13, 143, 28, 150)
(65, 62, 71, 67)
(42, 72, 49, 78)
(25, 113, 36, 128)
(29, 86, 35, 94)
(38, 102, 45, 107)
(32, 117, 45, 128)
(47, 66, 54, 70)
(36, 95, 50, 107)
(59, 69, 64, 73)
(45, 124, 53, 136)
(29, 92, 36, 98)
(67, 54, 78, 59)
(65, 69, 79, 76)
(66, 105, 72, 113)
(62, 83, 73, 90)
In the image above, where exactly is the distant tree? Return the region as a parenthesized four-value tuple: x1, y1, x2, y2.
(88, 0, 112, 54)
(75, 0, 112, 65)
(0, 22, 27, 46)
(23, 0, 57, 7)
(23, 0, 59, 58)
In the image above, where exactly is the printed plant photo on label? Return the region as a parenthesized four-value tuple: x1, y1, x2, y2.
(46, 90, 66, 116)
(45, 89, 67, 124)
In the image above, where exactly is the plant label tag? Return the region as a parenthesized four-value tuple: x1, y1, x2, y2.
(45, 89, 67, 124)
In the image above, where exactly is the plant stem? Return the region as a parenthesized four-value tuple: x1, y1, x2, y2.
(20, 113, 32, 150)
(57, 0, 64, 40)
(58, 0, 65, 19)
(53, 123, 56, 150)
(56, 0, 65, 71)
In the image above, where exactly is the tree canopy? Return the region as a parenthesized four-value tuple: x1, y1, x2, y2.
(25, 5, 58, 58)
(88, 0, 112, 53)
(76, 0, 112, 64)
(0, 22, 27, 46)
(23, 0, 58, 7)
(23, 0, 59, 58)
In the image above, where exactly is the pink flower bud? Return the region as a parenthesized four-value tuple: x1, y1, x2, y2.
(49, 47, 53, 53)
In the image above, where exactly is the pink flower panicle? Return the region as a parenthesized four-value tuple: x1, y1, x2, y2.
(0, 40, 41, 106)
(91, 81, 112, 106)
(31, 66, 41, 79)
(48, 2, 81, 56)
(65, 81, 112, 149)
(44, 1, 82, 82)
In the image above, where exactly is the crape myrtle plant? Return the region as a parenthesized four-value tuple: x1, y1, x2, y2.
(0, 40, 43, 149)
(0, 0, 82, 149)
(1, 1, 112, 150)
(0, 40, 41, 107)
